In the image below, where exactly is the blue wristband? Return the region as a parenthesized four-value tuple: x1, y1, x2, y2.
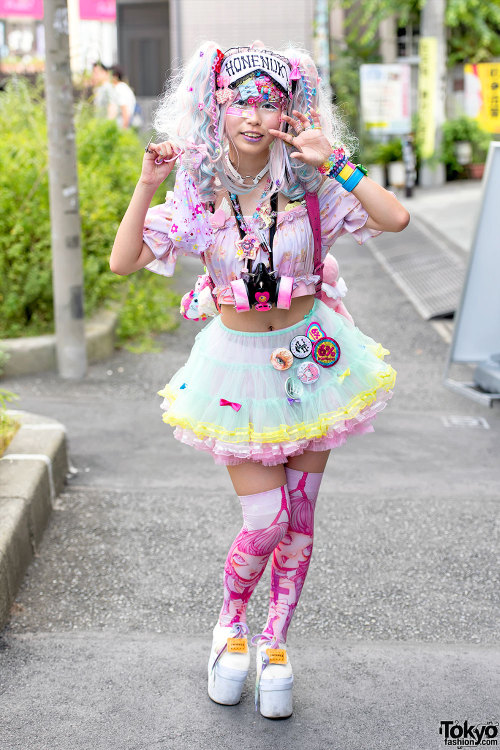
(335, 161, 366, 192)
(342, 169, 365, 192)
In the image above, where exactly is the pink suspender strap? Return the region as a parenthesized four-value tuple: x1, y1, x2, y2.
(305, 191, 323, 299)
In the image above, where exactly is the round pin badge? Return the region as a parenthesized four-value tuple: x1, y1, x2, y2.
(285, 377, 304, 402)
(289, 335, 313, 359)
(312, 337, 341, 368)
(305, 322, 326, 343)
(271, 348, 293, 371)
(297, 361, 320, 384)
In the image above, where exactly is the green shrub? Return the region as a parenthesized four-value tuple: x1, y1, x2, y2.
(116, 272, 180, 353)
(0, 76, 178, 343)
(441, 116, 492, 176)
(0, 388, 19, 456)
(373, 138, 403, 165)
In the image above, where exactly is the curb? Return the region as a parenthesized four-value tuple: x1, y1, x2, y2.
(0, 410, 68, 629)
(0, 308, 118, 378)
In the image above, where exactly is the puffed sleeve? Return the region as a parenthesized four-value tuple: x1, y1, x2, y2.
(318, 177, 382, 252)
(144, 168, 213, 277)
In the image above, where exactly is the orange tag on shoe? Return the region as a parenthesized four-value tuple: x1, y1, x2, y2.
(266, 648, 287, 664)
(227, 637, 248, 654)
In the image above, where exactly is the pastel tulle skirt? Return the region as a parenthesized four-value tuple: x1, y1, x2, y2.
(157, 299, 396, 466)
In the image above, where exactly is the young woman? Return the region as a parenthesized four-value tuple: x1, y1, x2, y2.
(110, 42, 409, 719)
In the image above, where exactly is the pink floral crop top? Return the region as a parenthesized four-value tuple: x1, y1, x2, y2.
(143, 169, 382, 305)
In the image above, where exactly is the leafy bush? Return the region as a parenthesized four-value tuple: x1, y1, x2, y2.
(0, 77, 178, 345)
(441, 116, 492, 176)
(0, 388, 19, 457)
(373, 138, 403, 165)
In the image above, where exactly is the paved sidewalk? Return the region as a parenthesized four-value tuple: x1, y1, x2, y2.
(402, 180, 483, 256)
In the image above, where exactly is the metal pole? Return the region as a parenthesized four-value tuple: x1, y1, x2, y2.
(43, 0, 87, 378)
(419, 0, 446, 187)
(314, 0, 332, 102)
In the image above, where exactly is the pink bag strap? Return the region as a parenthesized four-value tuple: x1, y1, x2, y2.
(305, 191, 323, 299)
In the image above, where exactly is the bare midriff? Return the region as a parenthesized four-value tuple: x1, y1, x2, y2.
(220, 294, 315, 332)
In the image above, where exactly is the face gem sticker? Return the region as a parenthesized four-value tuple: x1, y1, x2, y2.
(285, 377, 304, 401)
(312, 337, 341, 368)
(289, 335, 313, 359)
(297, 361, 320, 384)
(306, 322, 326, 343)
(271, 348, 294, 371)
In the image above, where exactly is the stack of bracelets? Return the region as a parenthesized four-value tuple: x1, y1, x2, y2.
(318, 146, 368, 193)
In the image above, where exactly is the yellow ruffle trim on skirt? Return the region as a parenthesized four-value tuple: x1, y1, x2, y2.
(158, 362, 396, 445)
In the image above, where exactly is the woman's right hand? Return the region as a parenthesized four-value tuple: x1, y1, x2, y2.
(140, 140, 181, 187)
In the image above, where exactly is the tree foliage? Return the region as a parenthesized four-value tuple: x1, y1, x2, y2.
(0, 77, 179, 348)
(338, 0, 500, 64)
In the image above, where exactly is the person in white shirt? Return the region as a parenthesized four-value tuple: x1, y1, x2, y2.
(109, 65, 137, 129)
(91, 61, 114, 118)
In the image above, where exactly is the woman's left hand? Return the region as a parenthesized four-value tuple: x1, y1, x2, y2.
(268, 108, 333, 167)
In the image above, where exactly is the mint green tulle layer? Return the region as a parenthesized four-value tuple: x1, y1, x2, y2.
(157, 299, 396, 465)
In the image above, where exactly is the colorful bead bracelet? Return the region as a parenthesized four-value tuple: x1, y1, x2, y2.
(318, 147, 368, 193)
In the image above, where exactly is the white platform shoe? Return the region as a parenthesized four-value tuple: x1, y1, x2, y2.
(252, 633, 294, 718)
(207, 621, 250, 705)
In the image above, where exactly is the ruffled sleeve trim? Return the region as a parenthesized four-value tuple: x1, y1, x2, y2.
(317, 177, 383, 248)
(143, 169, 213, 277)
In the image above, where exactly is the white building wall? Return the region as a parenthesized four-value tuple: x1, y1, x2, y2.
(176, 0, 315, 64)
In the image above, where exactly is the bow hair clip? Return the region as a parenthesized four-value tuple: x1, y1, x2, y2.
(180, 141, 209, 169)
(289, 57, 302, 81)
(213, 48, 224, 76)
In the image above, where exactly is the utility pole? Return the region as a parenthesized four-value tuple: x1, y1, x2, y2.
(43, 0, 87, 378)
(314, 0, 333, 102)
(418, 0, 447, 187)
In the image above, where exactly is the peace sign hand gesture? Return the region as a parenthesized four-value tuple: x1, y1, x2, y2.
(268, 108, 334, 168)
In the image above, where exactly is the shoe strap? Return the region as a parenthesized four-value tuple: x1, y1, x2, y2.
(251, 632, 287, 711)
(211, 621, 249, 674)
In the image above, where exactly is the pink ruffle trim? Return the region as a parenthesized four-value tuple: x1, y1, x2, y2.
(170, 389, 393, 466)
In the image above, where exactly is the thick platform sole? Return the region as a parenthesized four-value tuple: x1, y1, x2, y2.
(208, 662, 248, 706)
(258, 675, 294, 718)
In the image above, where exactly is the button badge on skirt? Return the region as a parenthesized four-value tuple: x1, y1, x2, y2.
(297, 361, 320, 384)
(312, 337, 341, 368)
(271, 348, 294, 371)
(306, 322, 326, 342)
(285, 377, 304, 403)
(290, 335, 313, 359)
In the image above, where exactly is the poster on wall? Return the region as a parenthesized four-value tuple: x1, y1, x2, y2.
(0, 0, 43, 18)
(360, 64, 411, 135)
(464, 63, 500, 134)
(79, 0, 115, 21)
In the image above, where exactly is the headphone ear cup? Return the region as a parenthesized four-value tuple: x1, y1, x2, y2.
(230, 278, 251, 312)
(276, 276, 293, 309)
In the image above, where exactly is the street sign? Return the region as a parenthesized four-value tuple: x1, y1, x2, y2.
(444, 141, 500, 405)
(360, 64, 411, 135)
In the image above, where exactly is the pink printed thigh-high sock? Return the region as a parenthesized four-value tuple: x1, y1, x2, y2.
(262, 468, 323, 643)
(218, 485, 290, 627)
